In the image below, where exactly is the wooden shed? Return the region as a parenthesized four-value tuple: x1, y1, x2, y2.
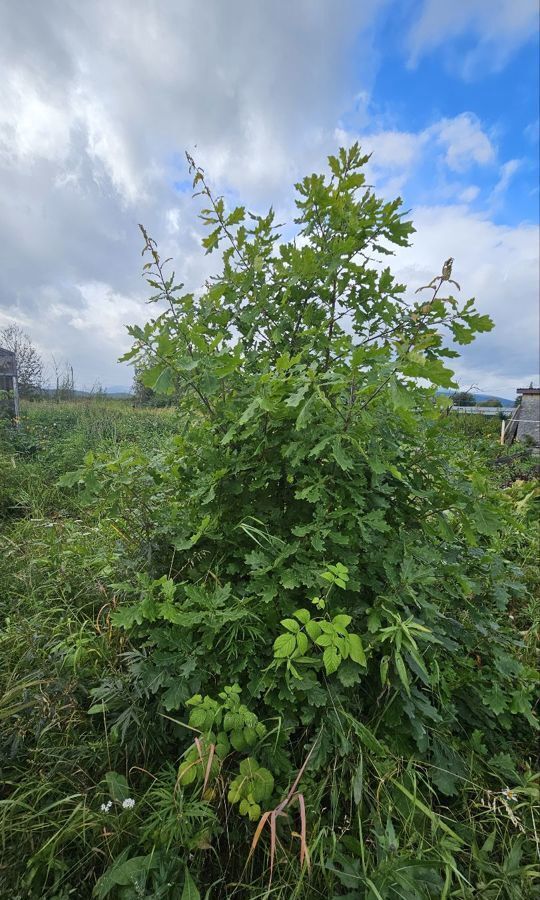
(503, 387, 540, 447)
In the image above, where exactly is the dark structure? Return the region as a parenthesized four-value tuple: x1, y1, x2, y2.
(0, 347, 19, 420)
(503, 387, 540, 447)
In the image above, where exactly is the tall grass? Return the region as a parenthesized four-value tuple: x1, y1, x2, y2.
(0, 403, 538, 898)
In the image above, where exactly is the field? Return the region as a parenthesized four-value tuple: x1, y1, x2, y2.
(0, 399, 538, 899)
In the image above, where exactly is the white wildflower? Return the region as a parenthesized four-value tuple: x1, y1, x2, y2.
(122, 797, 135, 809)
(502, 787, 517, 802)
(100, 800, 112, 813)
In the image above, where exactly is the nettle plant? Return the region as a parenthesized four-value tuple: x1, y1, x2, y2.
(80, 146, 537, 883)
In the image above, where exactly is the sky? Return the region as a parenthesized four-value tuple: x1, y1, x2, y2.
(0, 0, 538, 397)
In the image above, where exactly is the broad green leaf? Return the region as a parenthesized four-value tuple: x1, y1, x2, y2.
(152, 365, 176, 395)
(238, 397, 262, 425)
(296, 394, 316, 429)
(273, 633, 296, 658)
(348, 634, 366, 666)
(331, 439, 354, 471)
(57, 469, 84, 488)
(305, 620, 322, 641)
(323, 646, 341, 675)
(94, 853, 158, 897)
(285, 384, 309, 408)
(105, 772, 130, 802)
(293, 608, 311, 624)
(280, 618, 300, 633)
(472, 503, 500, 536)
(251, 766, 274, 802)
(315, 633, 333, 647)
(239, 756, 259, 775)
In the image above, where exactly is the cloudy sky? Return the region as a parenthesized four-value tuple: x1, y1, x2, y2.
(0, 0, 538, 396)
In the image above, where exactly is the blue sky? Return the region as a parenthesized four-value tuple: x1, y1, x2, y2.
(0, 0, 538, 396)
(360, 8, 539, 228)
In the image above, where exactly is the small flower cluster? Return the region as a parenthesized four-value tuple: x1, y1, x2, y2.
(481, 788, 523, 831)
(100, 797, 135, 813)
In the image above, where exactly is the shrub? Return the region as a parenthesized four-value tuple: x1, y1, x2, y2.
(3, 147, 538, 898)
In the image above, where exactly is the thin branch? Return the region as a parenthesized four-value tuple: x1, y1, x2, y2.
(186, 152, 247, 267)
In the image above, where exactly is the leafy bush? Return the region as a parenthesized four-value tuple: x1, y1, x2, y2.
(1, 147, 538, 898)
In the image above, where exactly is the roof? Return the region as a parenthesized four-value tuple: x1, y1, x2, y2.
(516, 387, 540, 395)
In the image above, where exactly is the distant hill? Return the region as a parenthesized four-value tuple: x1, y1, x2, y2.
(101, 386, 516, 404)
(105, 384, 132, 395)
(40, 386, 132, 400)
(36, 385, 515, 406)
(472, 393, 513, 408)
(439, 390, 514, 408)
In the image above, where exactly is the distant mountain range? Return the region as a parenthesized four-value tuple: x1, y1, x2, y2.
(41, 385, 132, 399)
(104, 384, 132, 395)
(471, 392, 513, 407)
(38, 385, 515, 406)
(439, 390, 514, 407)
(102, 387, 515, 405)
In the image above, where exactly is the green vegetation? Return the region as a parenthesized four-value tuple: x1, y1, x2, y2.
(1, 147, 538, 899)
(451, 391, 476, 407)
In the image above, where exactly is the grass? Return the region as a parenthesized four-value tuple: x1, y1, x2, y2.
(0, 401, 538, 898)
(1, 400, 178, 897)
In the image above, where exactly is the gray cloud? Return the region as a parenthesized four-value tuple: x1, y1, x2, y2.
(0, 0, 537, 397)
(0, 0, 381, 387)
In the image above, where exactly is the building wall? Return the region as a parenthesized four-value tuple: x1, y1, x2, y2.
(0, 347, 18, 420)
(516, 394, 540, 445)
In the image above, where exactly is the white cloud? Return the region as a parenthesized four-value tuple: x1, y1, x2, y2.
(0, 0, 536, 397)
(361, 129, 429, 194)
(0, 0, 381, 385)
(337, 112, 496, 200)
(490, 159, 521, 200)
(62, 283, 143, 340)
(524, 118, 539, 143)
(166, 209, 182, 235)
(430, 113, 495, 171)
(361, 130, 427, 169)
(81, 94, 147, 205)
(407, 0, 538, 74)
(391, 204, 539, 396)
(459, 185, 480, 203)
(0, 70, 72, 165)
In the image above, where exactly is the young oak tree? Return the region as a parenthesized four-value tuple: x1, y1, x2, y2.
(76, 145, 536, 891)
